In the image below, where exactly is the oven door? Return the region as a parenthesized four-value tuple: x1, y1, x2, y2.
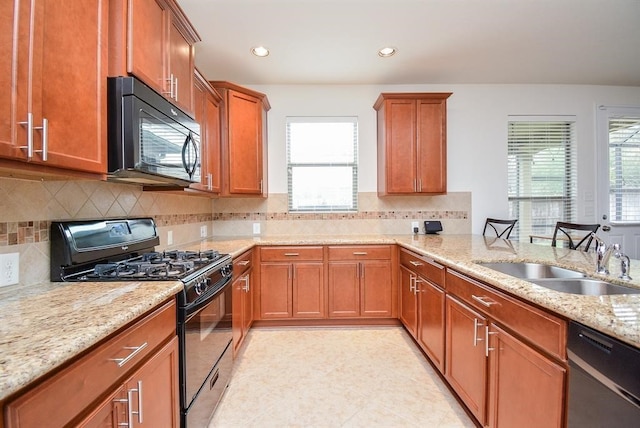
(179, 278, 232, 410)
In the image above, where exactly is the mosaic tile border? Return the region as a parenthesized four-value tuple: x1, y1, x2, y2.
(213, 210, 468, 221)
(0, 214, 213, 247)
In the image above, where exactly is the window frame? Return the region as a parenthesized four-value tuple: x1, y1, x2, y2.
(286, 116, 359, 213)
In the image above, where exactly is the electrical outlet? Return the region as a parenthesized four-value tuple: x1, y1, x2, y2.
(167, 230, 173, 246)
(411, 221, 419, 234)
(253, 223, 261, 235)
(0, 253, 19, 287)
(200, 225, 208, 238)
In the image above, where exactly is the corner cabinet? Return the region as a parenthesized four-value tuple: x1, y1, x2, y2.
(109, 0, 200, 116)
(211, 82, 270, 197)
(5, 299, 179, 427)
(191, 70, 222, 194)
(0, 0, 108, 176)
(374, 93, 452, 195)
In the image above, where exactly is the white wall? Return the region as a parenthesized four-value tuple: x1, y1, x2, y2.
(250, 83, 640, 233)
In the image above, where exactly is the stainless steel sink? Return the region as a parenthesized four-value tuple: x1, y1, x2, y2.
(530, 278, 640, 295)
(477, 261, 640, 295)
(477, 262, 586, 279)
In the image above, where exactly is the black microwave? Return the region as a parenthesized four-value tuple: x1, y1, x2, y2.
(107, 76, 200, 187)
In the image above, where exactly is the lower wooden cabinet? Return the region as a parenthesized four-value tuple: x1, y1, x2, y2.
(232, 249, 253, 355)
(79, 337, 180, 428)
(399, 248, 446, 372)
(258, 246, 325, 319)
(5, 299, 179, 427)
(327, 246, 394, 318)
(487, 323, 565, 428)
(445, 295, 488, 424)
(445, 269, 567, 427)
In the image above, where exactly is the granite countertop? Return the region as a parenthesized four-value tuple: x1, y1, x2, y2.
(1, 233, 639, 402)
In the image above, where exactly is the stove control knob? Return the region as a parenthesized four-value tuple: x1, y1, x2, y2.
(194, 279, 209, 295)
(221, 265, 232, 277)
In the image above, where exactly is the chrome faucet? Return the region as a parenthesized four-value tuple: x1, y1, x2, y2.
(591, 233, 618, 275)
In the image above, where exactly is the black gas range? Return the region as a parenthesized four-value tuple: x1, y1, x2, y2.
(50, 218, 234, 427)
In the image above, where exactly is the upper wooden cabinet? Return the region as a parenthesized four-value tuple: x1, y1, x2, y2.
(110, 0, 200, 115)
(0, 0, 108, 176)
(191, 69, 222, 193)
(211, 82, 271, 197)
(374, 93, 452, 195)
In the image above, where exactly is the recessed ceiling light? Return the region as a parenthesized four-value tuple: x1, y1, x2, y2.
(378, 47, 397, 57)
(251, 46, 270, 57)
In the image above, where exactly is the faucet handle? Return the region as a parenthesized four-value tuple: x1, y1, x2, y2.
(615, 251, 632, 280)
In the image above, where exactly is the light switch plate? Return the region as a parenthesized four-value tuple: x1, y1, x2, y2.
(0, 253, 19, 287)
(253, 223, 261, 235)
(200, 225, 208, 238)
(411, 221, 419, 233)
(167, 230, 173, 246)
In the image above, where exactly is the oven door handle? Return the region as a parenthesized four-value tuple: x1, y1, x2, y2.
(184, 278, 232, 317)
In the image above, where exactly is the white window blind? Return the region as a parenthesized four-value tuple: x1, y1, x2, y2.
(507, 117, 577, 240)
(286, 117, 358, 212)
(609, 116, 640, 223)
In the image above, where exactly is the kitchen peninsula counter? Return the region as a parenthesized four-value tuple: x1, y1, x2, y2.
(2, 233, 639, 402)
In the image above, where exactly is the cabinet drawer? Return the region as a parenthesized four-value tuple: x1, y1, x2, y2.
(328, 245, 391, 260)
(233, 249, 253, 277)
(446, 270, 566, 360)
(260, 246, 323, 261)
(399, 248, 444, 286)
(5, 299, 177, 427)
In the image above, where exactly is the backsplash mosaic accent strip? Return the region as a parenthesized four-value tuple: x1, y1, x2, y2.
(0, 214, 213, 246)
(213, 210, 468, 221)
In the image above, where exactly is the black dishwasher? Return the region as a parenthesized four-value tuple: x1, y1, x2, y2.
(567, 321, 640, 427)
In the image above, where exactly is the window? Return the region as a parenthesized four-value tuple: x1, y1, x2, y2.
(286, 117, 358, 212)
(507, 117, 577, 240)
(608, 115, 640, 223)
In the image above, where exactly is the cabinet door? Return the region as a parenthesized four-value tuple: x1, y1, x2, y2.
(383, 98, 417, 193)
(360, 260, 393, 317)
(231, 273, 245, 353)
(417, 278, 445, 373)
(203, 92, 222, 192)
(259, 263, 292, 318)
(0, 1, 16, 157)
(488, 323, 565, 428)
(77, 387, 128, 428)
(445, 295, 488, 425)
(12, 0, 108, 173)
(399, 265, 418, 337)
(292, 262, 325, 318)
(417, 98, 447, 193)
(128, 0, 166, 95)
(242, 269, 253, 333)
(125, 337, 180, 427)
(167, 19, 193, 114)
(227, 90, 264, 194)
(328, 262, 360, 317)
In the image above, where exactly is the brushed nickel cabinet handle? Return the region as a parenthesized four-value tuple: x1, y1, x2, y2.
(33, 117, 48, 161)
(473, 318, 483, 346)
(485, 326, 497, 357)
(111, 342, 148, 367)
(352, 252, 368, 256)
(409, 260, 423, 267)
(284, 253, 299, 256)
(472, 295, 497, 307)
(237, 260, 250, 266)
(18, 112, 34, 159)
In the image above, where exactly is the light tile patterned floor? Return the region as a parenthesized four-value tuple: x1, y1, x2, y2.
(209, 327, 476, 427)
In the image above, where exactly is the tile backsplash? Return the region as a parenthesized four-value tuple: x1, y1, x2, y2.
(212, 192, 471, 236)
(0, 177, 213, 286)
(0, 175, 470, 287)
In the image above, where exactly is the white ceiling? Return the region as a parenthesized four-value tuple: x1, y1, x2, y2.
(179, 0, 640, 86)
